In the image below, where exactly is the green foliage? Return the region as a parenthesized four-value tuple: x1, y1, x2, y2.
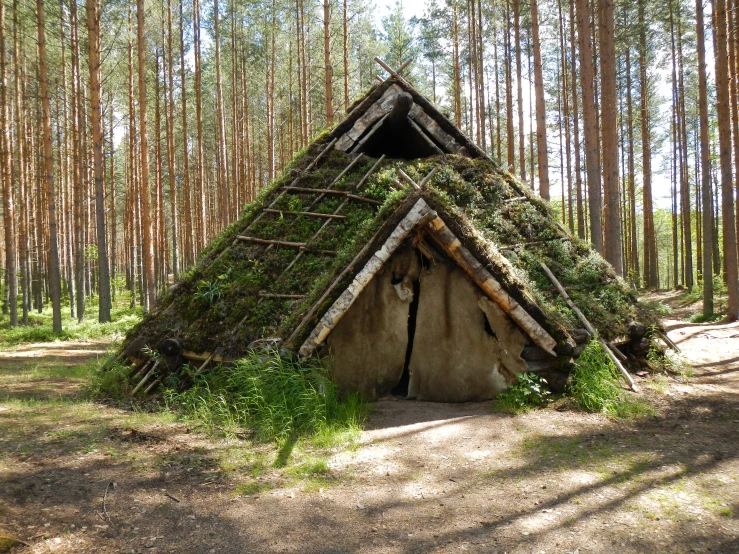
(195, 274, 228, 304)
(87, 360, 133, 399)
(0, 295, 142, 346)
(493, 373, 552, 414)
(163, 351, 365, 443)
(569, 340, 654, 419)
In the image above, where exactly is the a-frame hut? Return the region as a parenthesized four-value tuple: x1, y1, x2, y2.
(121, 68, 660, 402)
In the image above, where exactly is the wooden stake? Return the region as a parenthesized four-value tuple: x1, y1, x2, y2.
(397, 169, 421, 190)
(654, 329, 680, 353)
(539, 262, 637, 391)
(191, 351, 216, 378)
(131, 360, 160, 395)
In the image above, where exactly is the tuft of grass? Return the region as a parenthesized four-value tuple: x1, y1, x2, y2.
(493, 373, 551, 414)
(163, 351, 365, 444)
(569, 339, 654, 419)
(87, 360, 134, 399)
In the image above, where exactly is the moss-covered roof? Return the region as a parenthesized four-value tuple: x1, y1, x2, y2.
(122, 136, 660, 360)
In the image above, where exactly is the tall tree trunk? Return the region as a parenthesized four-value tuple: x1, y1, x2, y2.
(179, 0, 193, 266)
(453, 1, 462, 127)
(531, 0, 550, 199)
(37, 0, 63, 330)
(505, 0, 515, 172)
(513, 0, 526, 184)
(214, 0, 230, 229)
(598, 0, 622, 274)
(713, 0, 739, 319)
(193, 0, 207, 249)
(0, 0, 17, 326)
(137, 0, 156, 309)
(569, 0, 585, 239)
(71, 0, 85, 320)
(165, 0, 179, 279)
(13, 0, 29, 324)
(576, 0, 603, 253)
(86, 0, 111, 322)
(343, 0, 349, 111)
(625, 44, 639, 283)
(323, 0, 333, 124)
(696, 0, 713, 312)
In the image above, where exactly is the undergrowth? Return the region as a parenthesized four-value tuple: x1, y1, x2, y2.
(0, 293, 142, 347)
(493, 373, 551, 414)
(569, 339, 654, 419)
(162, 351, 365, 445)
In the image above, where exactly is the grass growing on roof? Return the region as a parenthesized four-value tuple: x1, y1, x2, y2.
(569, 339, 654, 419)
(162, 350, 365, 444)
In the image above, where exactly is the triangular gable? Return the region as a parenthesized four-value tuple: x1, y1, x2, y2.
(331, 79, 487, 160)
(295, 198, 558, 359)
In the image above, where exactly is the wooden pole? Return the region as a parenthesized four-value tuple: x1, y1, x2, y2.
(539, 262, 637, 391)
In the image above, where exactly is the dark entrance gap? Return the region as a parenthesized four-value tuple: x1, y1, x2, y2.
(391, 278, 420, 398)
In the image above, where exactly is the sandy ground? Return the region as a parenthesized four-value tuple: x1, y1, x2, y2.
(1, 295, 738, 553)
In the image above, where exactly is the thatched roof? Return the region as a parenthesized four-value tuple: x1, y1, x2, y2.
(121, 79, 660, 362)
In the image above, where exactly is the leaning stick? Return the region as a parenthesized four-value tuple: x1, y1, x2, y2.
(654, 329, 680, 353)
(191, 352, 217, 379)
(397, 169, 421, 190)
(539, 262, 637, 391)
(131, 360, 160, 395)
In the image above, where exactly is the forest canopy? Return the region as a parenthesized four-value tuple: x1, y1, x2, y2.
(1, 0, 738, 330)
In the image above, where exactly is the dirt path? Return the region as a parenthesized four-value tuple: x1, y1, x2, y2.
(1, 302, 738, 553)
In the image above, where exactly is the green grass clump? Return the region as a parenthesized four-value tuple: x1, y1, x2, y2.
(87, 360, 134, 399)
(163, 351, 364, 443)
(569, 339, 654, 419)
(493, 373, 551, 414)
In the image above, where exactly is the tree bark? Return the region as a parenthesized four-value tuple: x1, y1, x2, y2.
(696, 0, 713, 312)
(513, 0, 526, 184)
(598, 0, 622, 274)
(37, 0, 63, 330)
(712, 0, 739, 319)
(86, 0, 111, 322)
(576, 0, 603, 253)
(0, 0, 17, 326)
(531, 0, 550, 199)
(323, 0, 333, 124)
(137, 0, 156, 309)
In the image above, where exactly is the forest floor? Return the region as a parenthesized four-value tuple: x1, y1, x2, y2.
(1, 291, 738, 553)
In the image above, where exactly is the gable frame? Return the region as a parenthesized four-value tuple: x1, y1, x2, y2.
(296, 198, 558, 359)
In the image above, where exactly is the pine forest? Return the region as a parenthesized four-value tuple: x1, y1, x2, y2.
(1, 0, 739, 331)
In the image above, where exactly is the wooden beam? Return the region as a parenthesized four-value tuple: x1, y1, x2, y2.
(408, 118, 444, 154)
(262, 208, 347, 220)
(237, 236, 306, 248)
(397, 168, 421, 190)
(258, 292, 309, 299)
(308, 153, 365, 208)
(348, 113, 389, 154)
(425, 216, 558, 356)
(419, 167, 440, 187)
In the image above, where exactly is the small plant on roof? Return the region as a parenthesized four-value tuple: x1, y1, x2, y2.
(196, 271, 230, 305)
